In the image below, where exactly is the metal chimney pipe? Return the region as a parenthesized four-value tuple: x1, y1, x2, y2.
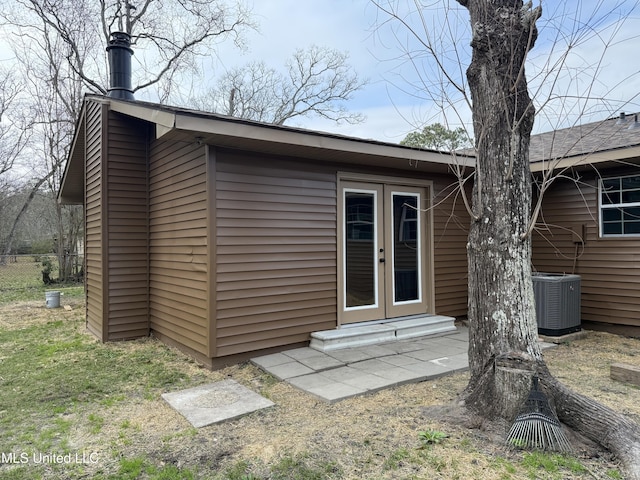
(106, 32, 134, 100)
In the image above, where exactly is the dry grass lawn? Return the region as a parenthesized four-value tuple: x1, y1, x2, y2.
(1, 297, 639, 479)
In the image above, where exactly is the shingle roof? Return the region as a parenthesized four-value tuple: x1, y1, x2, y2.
(529, 112, 640, 164)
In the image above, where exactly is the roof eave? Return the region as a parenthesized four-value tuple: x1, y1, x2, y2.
(530, 144, 640, 173)
(108, 96, 474, 172)
(58, 95, 475, 205)
(58, 101, 88, 205)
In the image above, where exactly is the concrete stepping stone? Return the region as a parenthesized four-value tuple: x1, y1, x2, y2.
(162, 380, 274, 428)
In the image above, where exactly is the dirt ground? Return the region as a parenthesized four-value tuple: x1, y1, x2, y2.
(85, 328, 640, 478)
(107, 338, 639, 478)
(3, 299, 640, 479)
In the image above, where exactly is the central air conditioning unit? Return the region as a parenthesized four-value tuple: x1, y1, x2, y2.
(532, 273, 581, 336)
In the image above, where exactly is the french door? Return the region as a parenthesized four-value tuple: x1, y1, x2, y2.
(340, 181, 430, 324)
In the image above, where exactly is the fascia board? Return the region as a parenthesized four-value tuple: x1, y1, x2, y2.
(108, 100, 176, 138)
(174, 113, 473, 168)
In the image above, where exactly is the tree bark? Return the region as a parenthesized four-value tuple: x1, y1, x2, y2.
(539, 369, 640, 479)
(456, 1, 640, 477)
(461, 0, 542, 415)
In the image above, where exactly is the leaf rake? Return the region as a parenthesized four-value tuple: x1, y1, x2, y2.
(506, 376, 571, 453)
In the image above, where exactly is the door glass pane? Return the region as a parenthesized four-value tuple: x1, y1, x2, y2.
(393, 193, 419, 303)
(345, 191, 376, 307)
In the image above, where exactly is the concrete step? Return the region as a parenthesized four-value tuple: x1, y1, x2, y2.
(309, 315, 456, 352)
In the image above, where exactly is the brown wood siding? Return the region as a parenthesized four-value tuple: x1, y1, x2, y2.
(105, 112, 150, 340)
(432, 177, 469, 317)
(149, 139, 209, 355)
(532, 175, 640, 328)
(85, 102, 105, 340)
(215, 152, 337, 357)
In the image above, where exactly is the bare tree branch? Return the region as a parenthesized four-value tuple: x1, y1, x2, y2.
(0, 69, 31, 177)
(196, 45, 366, 126)
(1, 0, 256, 102)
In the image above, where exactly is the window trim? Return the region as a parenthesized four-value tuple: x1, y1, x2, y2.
(599, 174, 640, 237)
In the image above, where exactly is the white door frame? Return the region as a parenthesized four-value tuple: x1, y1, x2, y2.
(337, 173, 435, 326)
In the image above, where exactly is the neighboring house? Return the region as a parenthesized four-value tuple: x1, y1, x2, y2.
(58, 94, 472, 367)
(530, 112, 640, 336)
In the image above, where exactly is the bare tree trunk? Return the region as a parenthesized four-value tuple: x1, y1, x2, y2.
(539, 369, 640, 479)
(55, 201, 67, 282)
(54, 203, 83, 282)
(457, 1, 640, 477)
(459, 0, 541, 415)
(2, 174, 51, 257)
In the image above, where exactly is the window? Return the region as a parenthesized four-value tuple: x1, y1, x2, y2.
(396, 198, 418, 242)
(600, 175, 640, 236)
(345, 192, 374, 240)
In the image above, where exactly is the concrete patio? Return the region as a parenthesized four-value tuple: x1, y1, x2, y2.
(161, 326, 561, 427)
(251, 326, 472, 403)
(252, 326, 561, 403)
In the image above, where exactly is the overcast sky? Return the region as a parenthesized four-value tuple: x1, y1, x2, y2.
(4, 0, 639, 144)
(203, 0, 421, 142)
(191, 0, 640, 143)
